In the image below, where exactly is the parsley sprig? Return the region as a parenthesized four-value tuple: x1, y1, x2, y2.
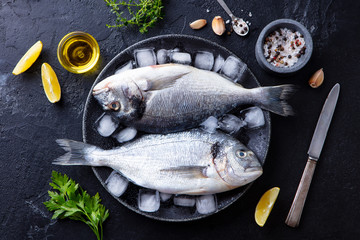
(104, 0, 164, 33)
(44, 171, 109, 240)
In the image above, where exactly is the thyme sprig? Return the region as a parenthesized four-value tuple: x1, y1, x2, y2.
(105, 0, 164, 33)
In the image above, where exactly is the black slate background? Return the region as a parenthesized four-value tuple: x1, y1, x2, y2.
(1, 0, 359, 239)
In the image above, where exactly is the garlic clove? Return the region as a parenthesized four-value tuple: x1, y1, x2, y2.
(189, 19, 207, 30)
(212, 16, 226, 36)
(309, 68, 324, 88)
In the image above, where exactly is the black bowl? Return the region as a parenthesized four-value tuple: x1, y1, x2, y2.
(83, 34, 271, 221)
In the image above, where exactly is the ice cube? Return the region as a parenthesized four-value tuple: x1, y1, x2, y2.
(170, 52, 191, 65)
(171, 48, 180, 53)
(134, 48, 156, 67)
(218, 114, 247, 134)
(173, 195, 196, 207)
(221, 56, 247, 82)
(200, 116, 218, 133)
(196, 195, 217, 214)
(240, 107, 265, 129)
(138, 189, 160, 212)
(156, 49, 169, 64)
(115, 61, 134, 75)
(212, 54, 225, 72)
(114, 127, 137, 143)
(160, 192, 172, 202)
(194, 51, 214, 71)
(105, 171, 129, 197)
(95, 113, 119, 137)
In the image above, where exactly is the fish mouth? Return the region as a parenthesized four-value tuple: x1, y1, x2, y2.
(92, 87, 108, 96)
(245, 166, 263, 174)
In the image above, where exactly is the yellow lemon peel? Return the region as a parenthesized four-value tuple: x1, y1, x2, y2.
(255, 187, 280, 227)
(41, 63, 61, 103)
(12, 41, 43, 75)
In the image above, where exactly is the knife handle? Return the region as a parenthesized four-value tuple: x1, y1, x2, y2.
(285, 157, 317, 227)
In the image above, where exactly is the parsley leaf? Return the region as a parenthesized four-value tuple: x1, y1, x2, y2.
(104, 0, 164, 33)
(44, 171, 109, 240)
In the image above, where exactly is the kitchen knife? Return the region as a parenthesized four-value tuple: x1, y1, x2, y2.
(285, 83, 340, 228)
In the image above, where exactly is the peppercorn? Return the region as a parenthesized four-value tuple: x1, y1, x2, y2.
(285, 62, 288, 66)
(288, 55, 292, 59)
(296, 53, 301, 58)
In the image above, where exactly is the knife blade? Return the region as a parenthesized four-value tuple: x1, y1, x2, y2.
(285, 83, 340, 228)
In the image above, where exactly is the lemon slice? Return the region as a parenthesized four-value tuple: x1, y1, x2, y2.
(41, 63, 61, 103)
(12, 41, 43, 75)
(255, 187, 280, 227)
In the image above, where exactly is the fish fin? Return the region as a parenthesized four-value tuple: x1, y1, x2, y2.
(160, 166, 208, 179)
(257, 84, 297, 116)
(145, 72, 190, 91)
(53, 139, 97, 166)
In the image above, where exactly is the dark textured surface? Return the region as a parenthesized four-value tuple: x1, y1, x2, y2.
(0, 0, 359, 239)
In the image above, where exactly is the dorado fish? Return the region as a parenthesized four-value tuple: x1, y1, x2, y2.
(54, 130, 262, 195)
(93, 63, 294, 133)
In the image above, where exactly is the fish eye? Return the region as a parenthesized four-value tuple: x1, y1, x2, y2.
(235, 150, 247, 158)
(108, 101, 120, 111)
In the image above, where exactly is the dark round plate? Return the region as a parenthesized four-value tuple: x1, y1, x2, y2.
(82, 34, 271, 222)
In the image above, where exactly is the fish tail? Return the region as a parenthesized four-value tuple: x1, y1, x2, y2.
(257, 84, 296, 116)
(53, 139, 99, 166)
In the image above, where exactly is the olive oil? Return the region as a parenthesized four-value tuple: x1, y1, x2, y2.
(57, 32, 100, 74)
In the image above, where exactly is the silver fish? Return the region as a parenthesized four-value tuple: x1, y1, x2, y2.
(93, 63, 294, 133)
(54, 130, 262, 195)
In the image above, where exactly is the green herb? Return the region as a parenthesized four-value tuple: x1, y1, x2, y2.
(43, 171, 109, 240)
(104, 0, 164, 33)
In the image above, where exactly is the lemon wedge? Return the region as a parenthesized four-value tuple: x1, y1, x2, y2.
(12, 41, 43, 75)
(41, 63, 61, 103)
(255, 187, 280, 227)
